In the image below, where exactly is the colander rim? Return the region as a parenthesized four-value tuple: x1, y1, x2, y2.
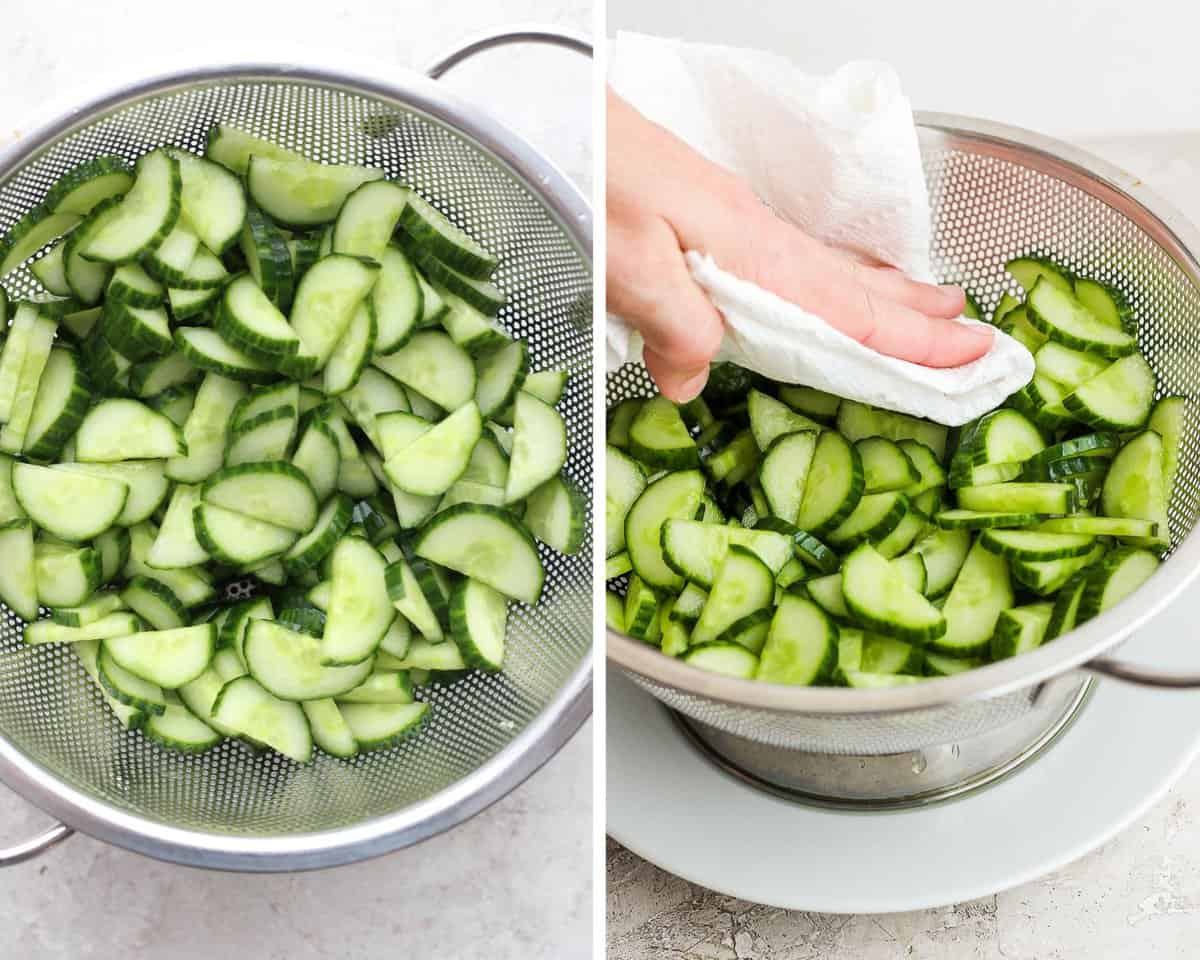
(0, 61, 593, 870)
(607, 110, 1200, 717)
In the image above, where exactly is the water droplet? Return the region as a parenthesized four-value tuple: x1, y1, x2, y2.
(951, 744, 961, 759)
(910, 752, 927, 775)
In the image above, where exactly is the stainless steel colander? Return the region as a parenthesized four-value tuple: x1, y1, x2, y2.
(0, 28, 592, 870)
(608, 113, 1200, 793)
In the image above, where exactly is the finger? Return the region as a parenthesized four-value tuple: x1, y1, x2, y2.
(829, 287, 994, 367)
(643, 347, 712, 403)
(607, 218, 725, 401)
(854, 265, 966, 319)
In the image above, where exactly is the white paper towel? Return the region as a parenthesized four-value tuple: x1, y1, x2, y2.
(607, 31, 1033, 427)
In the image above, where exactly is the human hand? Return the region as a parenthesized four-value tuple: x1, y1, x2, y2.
(606, 89, 994, 402)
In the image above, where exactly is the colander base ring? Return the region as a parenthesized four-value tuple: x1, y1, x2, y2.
(671, 678, 1093, 810)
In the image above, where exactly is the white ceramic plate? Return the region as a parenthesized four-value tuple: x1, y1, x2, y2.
(607, 590, 1200, 913)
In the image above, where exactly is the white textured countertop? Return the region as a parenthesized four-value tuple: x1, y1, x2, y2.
(607, 132, 1200, 957)
(0, 1, 593, 958)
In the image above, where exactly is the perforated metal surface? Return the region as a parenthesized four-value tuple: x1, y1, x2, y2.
(0, 70, 592, 851)
(608, 117, 1200, 755)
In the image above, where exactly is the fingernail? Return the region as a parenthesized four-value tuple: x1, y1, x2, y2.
(673, 369, 709, 402)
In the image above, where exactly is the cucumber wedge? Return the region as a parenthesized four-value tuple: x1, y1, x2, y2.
(212, 676, 313, 763)
(244, 619, 374, 700)
(105, 624, 215, 689)
(74, 398, 184, 461)
(414, 503, 544, 605)
(842, 543, 946, 643)
(321, 536, 394, 665)
(246, 156, 384, 228)
(14, 463, 127, 540)
(78, 150, 180, 264)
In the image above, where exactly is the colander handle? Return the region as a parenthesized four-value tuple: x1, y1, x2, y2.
(0, 821, 72, 866)
(1083, 657, 1200, 689)
(425, 25, 593, 78)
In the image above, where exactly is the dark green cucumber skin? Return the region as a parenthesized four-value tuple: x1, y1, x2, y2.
(800, 432, 865, 536)
(398, 234, 505, 316)
(23, 349, 92, 462)
(1075, 546, 1160, 623)
(241, 205, 294, 312)
(1025, 283, 1137, 359)
(282, 494, 353, 576)
(173, 329, 276, 384)
(448, 579, 502, 672)
(348, 702, 432, 753)
(99, 301, 172, 362)
(45, 157, 134, 215)
(215, 274, 300, 363)
(398, 195, 497, 281)
(83, 150, 183, 265)
(752, 517, 838, 574)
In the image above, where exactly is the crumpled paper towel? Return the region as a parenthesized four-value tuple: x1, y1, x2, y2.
(607, 31, 1032, 427)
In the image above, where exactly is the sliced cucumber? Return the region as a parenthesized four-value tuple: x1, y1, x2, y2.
(746, 390, 823, 452)
(78, 150, 180, 264)
(171, 150, 245, 254)
(956, 482, 1074, 515)
(414, 503, 544, 605)
(212, 676, 313, 763)
(979, 528, 1096, 561)
(1026, 279, 1136, 358)
(367, 245, 423, 354)
(332, 179, 409, 261)
(683, 641, 759, 678)
(74, 398, 184, 461)
(660, 518, 792, 588)
(384, 402, 481, 497)
(523, 474, 586, 556)
(1100, 430, 1169, 549)
(449, 577, 508, 672)
(34, 543, 101, 606)
(0, 207, 83, 278)
(991, 603, 1053, 660)
(0, 519, 38, 619)
(105, 624, 215, 689)
(200, 461, 318, 533)
(174, 327, 276, 384)
(338, 700, 429, 752)
(167, 373, 247, 482)
(373, 330, 476, 412)
(755, 594, 836, 685)
(837, 400, 948, 460)
(796, 430, 864, 534)
(282, 493, 353, 576)
(321, 537, 393, 665)
(691, 545, 774, 650)
(23, 346, 91, 461)
(1076, 547, 1160, 623)
(205, 124, 305, 175)
(143, 692, 222, 753)
(758, 431, 817, 524)
(193, 503, 297, 566)
(120, 576, 185, 630)
(842, 543, 946, 643)
(1061, 353, 1155, 431)
(246, 156, 383, 227)
(146, 484, 209, 568)
(216, 273, 300, 360)
(14, 462, 127, 540)
(239, 205, 294, 310)
(301, 700, 358, 758)
(606, 445, 646, 559)
(244, 619, 374, 700)
(933, 541, 1013, 658)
